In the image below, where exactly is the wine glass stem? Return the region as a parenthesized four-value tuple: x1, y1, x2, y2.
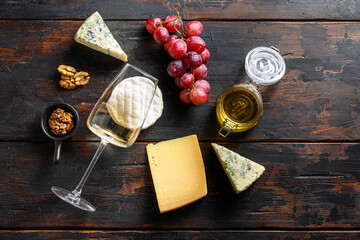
(74, 139, 108, 194)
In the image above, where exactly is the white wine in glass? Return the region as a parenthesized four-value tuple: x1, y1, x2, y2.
(51, 64, 158, 212)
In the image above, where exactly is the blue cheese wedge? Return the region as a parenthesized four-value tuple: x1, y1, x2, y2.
(211, 143, 265, 194)
(74, 11, 128, 62)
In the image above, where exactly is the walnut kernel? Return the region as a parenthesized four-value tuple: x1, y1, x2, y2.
(48, 108, 74, 135)
(57, 65, 90, 89)
(59, 76, 77, 90)
(74, 71, 90, 86)
(58, 65, 76, 77)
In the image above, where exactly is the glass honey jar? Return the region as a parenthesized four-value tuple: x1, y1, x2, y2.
(216, 83, 263, 137)
(217, 46, 286, 137)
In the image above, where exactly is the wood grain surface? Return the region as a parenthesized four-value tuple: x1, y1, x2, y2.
(0, 0, 360, 20)
(0, 142, 358, 229)
(1, 1, 359, 238)
(0, 230, 359, 239)
(1, 21, 359, 141)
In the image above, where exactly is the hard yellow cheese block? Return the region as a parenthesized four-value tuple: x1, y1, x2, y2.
(146, 135, 207, 213)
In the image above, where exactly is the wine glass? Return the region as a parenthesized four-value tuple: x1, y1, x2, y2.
(51, 63, 158, 212)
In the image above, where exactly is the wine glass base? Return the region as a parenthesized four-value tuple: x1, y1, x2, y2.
(51, 186, 96, 212)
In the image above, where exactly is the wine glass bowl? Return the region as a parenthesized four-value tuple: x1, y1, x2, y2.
(51, 64, 159, 212)
(87, 67, 158, 148)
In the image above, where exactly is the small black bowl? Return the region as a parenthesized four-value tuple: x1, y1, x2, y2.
(40, 103, 79, 164)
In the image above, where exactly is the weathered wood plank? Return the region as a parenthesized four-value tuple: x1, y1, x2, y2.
(0, 0, 360, 20)
(0, 230, 359, 240)
(0, 142, 358, 229)
(1, 21, 359, 141)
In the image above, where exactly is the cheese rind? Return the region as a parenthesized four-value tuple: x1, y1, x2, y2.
(146, 135, 207, 213)
(211, 143, 265, 194)
(74, 11, 128, 62)
(106, 76, 162, 130)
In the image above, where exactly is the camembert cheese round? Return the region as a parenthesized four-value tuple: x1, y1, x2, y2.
(106, 76, 163, 130)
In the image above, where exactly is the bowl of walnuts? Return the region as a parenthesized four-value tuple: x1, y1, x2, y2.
(40, 103, 79, 164)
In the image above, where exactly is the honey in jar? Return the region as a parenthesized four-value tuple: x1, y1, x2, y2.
(216, 83, 263, 137)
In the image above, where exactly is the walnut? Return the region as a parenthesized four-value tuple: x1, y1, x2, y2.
(59, 75, 77, 89)
(74, 71, 90, 86)
(58, 65, 76, 77)
(48, 108, 74, 135)
(57, 65, 90, 89)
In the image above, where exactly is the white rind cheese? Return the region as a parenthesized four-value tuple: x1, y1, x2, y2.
(211, 143, 265, 194)
(106, 76, 163, 130)
(74, 11, 128, 62)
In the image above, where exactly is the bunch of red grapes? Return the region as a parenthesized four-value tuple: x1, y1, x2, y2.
(146, 12, 210, 105)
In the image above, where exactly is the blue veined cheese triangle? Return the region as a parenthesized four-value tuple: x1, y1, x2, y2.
(211, 143, 265, 194)
(74, 11, 128, 62)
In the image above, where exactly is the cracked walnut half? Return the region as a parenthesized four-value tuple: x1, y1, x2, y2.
(59, 75, 77, 89)
(58, 65, 76, 77)
(74, 71, 90, 86)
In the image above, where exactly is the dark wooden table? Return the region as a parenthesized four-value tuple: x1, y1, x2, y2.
(0, 1, 359, 239)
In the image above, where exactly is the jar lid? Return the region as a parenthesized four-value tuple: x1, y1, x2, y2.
(245, 46, 286, 86)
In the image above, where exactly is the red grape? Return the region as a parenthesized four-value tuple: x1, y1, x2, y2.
(191, 64, 207, 79)
(190, 88, 207, 105)
(194, 79, 210, 94)
(153, 27, 169, 45)
(146, 17, 163, 34)
(186, 36, 206, 53)
(200, 49, 210, 63)
(164, 35, 178, 53)
(179, 73, 194, 88)
(168, 39, 187, 59)
(174, 77, 182, 89)
(164, 15, 181, 33)
(146, 15, 210, 106)
(167, 59, 187, 78)
(179, 89, 192, 104)
(182, 51, 203, 68)
(185, 21, 203, 37)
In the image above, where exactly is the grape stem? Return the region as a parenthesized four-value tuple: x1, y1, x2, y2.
(163, 16, 180, 25)
(173, 8, 185, 40)
(161, 8, 186, 40)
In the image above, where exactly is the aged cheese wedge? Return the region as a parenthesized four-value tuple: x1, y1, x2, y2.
(106, 76, 163, 130)
(146, 135, 207, 213)
(74, 11, 128, 62)
(211, 143, 265, 194)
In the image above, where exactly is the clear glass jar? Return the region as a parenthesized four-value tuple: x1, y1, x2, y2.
(216, 46, 285, 137)
(216, 83, 263, 137)
(245, 46, 286, 86)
